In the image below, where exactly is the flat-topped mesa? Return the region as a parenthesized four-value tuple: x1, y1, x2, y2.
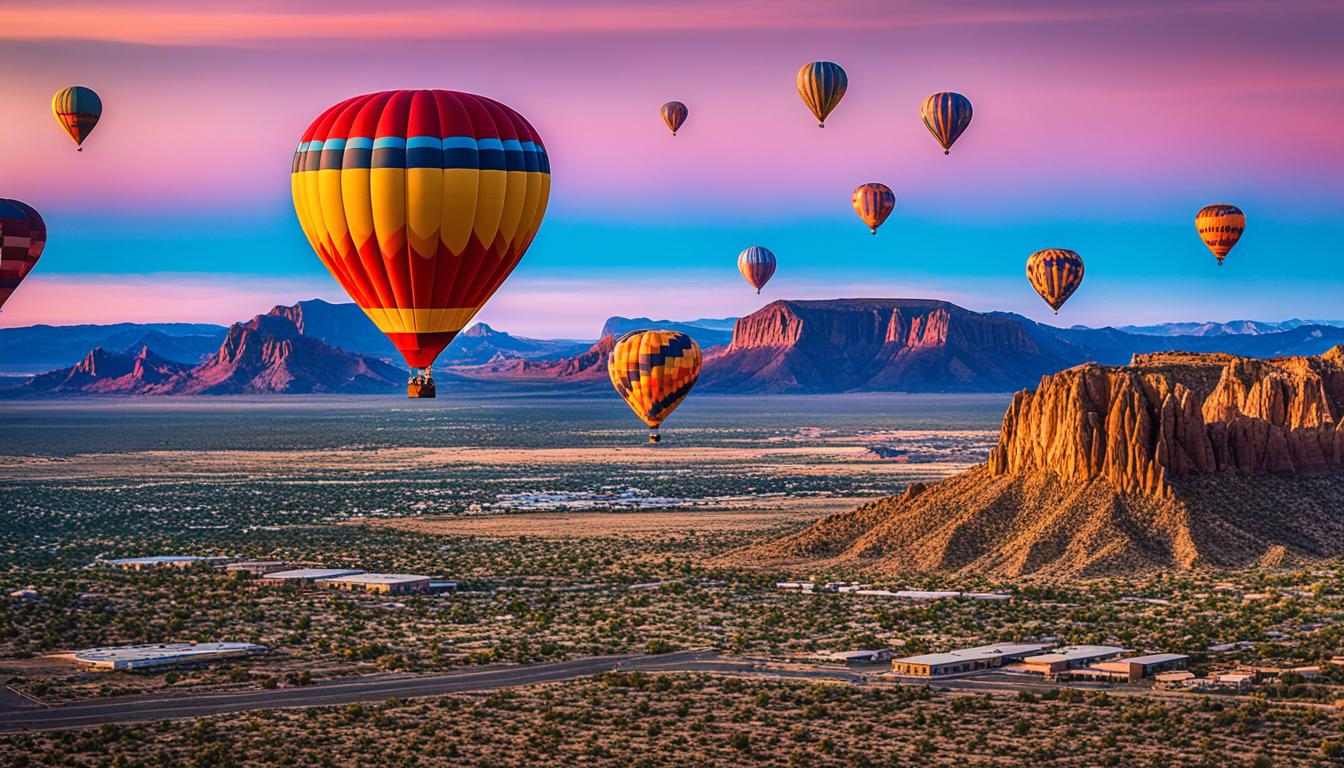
(987, 346, 1344, 496)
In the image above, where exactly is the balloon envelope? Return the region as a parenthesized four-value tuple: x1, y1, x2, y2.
(291, 89, 550, 371)
(920, 92, 972, 154)
(1026, 248, 1084, 313)
(0, 199, 47, 311)
(738, 246, 777, 293)
(608, 330, 702, 440)
(1195, 204, 1245, 265)
(660, 101, 688, 135)
(852, 183, 895, 234)
(52, 86, 102, 150)
(796, 62, 847, 127)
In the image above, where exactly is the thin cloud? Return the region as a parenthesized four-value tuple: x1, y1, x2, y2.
(4, 0, 1328, 46)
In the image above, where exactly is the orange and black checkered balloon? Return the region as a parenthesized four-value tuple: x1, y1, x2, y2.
(607, 330, 702, 434)
(1026, 248, 1084, 314)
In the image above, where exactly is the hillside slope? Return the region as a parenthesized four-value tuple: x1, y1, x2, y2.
(743, 346, 1344, 577)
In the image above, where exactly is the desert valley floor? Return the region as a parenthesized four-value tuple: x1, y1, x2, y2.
(1, 394, 1342, 767)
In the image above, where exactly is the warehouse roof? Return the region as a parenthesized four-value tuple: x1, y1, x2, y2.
(316, 573, 430, 585)
(897, 643, 1050, 667)
(1116, 653, 1188, 666)
(1024, 645, 1126, 664)
(262, 568, 366, 580)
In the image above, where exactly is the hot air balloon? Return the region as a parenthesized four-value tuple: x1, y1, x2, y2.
(51, 86, 102, 151)
(796, 62, 847, 127)
(738, 246, 776, 293)
(920, 92, 972, 155)
(0, 199, 46, 312)
(608, 330, 702, 444)
(291, 89, 550, 398)
(852, 183, 895, 234)
(1026, 248, 1084, 314)
(660, 101, 688, 136)
(1195, 204, 1245, 266)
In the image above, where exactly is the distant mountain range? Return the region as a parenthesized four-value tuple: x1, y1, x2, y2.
(453, 299, 1344, 394)
(1112, 318, 1344, 337)
(5, 297, 1344, 396)
(15, 308, 404, 396)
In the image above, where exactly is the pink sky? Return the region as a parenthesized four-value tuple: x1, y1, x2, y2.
(2, 0, 1342, 333)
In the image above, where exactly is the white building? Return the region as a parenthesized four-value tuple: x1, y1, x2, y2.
(262, 568, 366, 584)
(891, 643, 1051, 677)
(105, 556, 229, 571)
(315, 573, 431, 594)
(73, 642, 267, 671)
(1020, 645, 1127, 676)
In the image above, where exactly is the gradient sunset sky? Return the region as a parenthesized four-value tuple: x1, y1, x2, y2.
(2, 0, 1341, 337)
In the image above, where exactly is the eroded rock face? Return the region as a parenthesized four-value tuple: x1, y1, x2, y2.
(988, 347, 1344, 495)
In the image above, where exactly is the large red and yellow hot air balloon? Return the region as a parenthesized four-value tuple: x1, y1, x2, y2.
(851, 183, 895, 234)
(920, 92, 972, 155)
(796, 62, 847, 127)
(1195, 204, 1245, 266)
(1026, 248, 1084, 314)
(660, 101, 688, 136)
(608, 330, 702, 444)
(0, 199, 47, 312)
(291, 89, 550, 398)
(52, 86, 102, 151)
(737, 246, 776, 293)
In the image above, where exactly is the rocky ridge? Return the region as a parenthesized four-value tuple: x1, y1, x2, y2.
(743, 347, 1344, 577)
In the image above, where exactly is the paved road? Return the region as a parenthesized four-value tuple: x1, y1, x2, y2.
(4, 650, 1323, 732)
(0, 650, 719, 733)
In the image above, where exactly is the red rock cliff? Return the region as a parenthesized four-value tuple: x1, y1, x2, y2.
(988, 347, 1344, 495)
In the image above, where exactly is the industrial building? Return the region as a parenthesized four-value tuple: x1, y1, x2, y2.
(72, 642, 266, 671)
(1020, 645, 1127, 677)
(820, 649, 896, 665)
(262, 568, 366, 585)
(105, 555, 229, 571)
(1069, 653, 1190, 682)
(891, 643, 1051, 677)
(315, 573, 432, 594)
(223, 561, 290, 576)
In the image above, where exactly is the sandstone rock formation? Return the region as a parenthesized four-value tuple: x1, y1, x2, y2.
(745, 347, 1344, 577)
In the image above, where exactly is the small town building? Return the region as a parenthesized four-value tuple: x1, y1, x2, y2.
(429, 580, 460, 593)
(262, 568, 366, 584)
(223, 561, 290, 576)
(821, 649, 895, 665)
(1153, 671, 1198, 687)
(105, 556, 229, 571)
(1088, 653, 1189, 682)
(1020, 645, 1127, 677)
(1217, 673, 1255, 689)
(962, 592, 1013, 601)
(72, 642, 267, 671)
(891, 643, 1051, 677)
(315, 573, 431, 594)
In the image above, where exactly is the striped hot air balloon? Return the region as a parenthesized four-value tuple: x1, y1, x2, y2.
(1026, 248, 1084, 314)
(291, 90, 550, 398)
(796, 62, 847, 127)
(737, 246, 777, 293)
(608, 330, 702, 444)
(1195, 204, 1245, 266)
(52, 86, 102, 151)
(660, 101, 688, 135)
(851, 183, 895, 234)
(920, 92, 972, 155)
(0, 199, 47, 312)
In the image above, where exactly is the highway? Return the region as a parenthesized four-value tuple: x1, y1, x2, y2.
(2, 650, 1327, 732)
(3, 650, 863, 733)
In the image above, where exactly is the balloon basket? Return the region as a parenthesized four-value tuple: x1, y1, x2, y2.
(648, 431, 661, 445)
(407, 369, 436, 399)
